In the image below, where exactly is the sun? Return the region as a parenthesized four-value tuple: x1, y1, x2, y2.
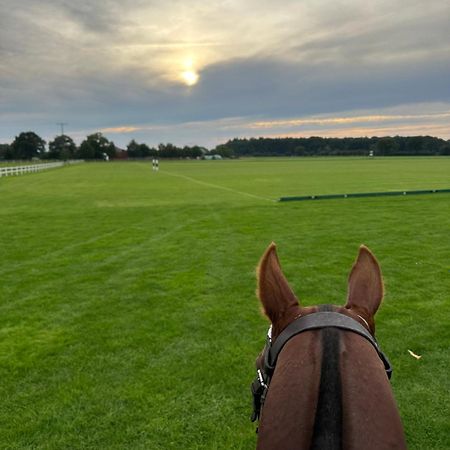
(181, 69, 199, 86)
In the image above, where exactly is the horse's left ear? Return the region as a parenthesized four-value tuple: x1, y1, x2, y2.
(345, 245, 384, 326)
(257, 243, 301, 333)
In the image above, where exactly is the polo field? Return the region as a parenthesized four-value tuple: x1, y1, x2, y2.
(1, 157, 449, 449)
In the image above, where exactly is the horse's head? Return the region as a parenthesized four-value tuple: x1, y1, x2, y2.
(251, 243, 406, 449)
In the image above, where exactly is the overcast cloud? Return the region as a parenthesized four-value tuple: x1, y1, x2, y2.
(1, 0, 449, 147)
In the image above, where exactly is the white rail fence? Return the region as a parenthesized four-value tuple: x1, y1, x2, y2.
(0, 161, 83, 178)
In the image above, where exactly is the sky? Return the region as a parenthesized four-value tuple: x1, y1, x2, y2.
(1, 0, 450, 149)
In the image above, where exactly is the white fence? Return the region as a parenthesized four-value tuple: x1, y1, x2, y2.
(0, 161, 83, 178)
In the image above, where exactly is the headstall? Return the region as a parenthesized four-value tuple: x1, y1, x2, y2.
(251, 311, 393, 423)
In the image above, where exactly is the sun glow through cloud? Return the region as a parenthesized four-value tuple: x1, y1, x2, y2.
(180, 57, 200, 86)
(181, 70, 199, 86)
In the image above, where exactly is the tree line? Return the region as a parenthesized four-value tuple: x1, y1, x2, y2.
(0, 132, 114, 161)
(1, 131, 450, 161)
(0, 131, 210, 161)
(215, 136, 450, 157)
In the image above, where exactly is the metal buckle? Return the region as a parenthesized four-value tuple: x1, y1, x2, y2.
(257, 369, 268, 389)
(251, 369, 268, 422)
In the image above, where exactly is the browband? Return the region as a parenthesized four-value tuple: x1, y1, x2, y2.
(266, 312, 392, 378)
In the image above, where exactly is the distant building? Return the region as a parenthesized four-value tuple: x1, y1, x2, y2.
(203, 154, 222, 160)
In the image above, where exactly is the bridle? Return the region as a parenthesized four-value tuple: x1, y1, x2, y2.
(251, 311, 393, 423)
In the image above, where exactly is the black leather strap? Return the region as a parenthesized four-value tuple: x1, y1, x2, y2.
(267, 312, 392, 378)
(251, 311, 393, 423)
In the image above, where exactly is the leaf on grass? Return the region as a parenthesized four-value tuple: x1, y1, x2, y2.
(408, 349, 422, 360)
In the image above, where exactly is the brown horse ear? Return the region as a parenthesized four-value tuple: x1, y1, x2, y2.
(345, 245, 384, 324)
(257, 243, 300, 330)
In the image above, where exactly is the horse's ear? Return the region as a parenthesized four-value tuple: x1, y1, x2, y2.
(345, 245, 384, 324)
(257, 243, 300, 329)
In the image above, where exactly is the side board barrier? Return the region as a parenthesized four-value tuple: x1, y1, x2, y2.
(279, 188, 450, 202)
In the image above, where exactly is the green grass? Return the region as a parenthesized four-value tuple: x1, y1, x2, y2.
(0, 158, 449, 449)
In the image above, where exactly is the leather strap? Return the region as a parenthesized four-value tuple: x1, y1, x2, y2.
(267, 312, 392, 378)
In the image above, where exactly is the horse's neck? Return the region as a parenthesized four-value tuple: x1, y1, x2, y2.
(340, 333, 406, 450)
(257, 333, 322, 449)
(257, 331, 406, 450)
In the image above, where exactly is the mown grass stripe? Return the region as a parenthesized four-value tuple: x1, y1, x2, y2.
(160, 169, 276, 202)
(279, 188, 450, 202)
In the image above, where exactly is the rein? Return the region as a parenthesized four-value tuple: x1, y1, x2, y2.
(251, 311, 393, 423)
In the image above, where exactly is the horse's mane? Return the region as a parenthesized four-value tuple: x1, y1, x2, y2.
(311, 305, 342, 450)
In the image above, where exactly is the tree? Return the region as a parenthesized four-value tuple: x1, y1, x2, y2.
(158, 143, 180, 158)
(293, 145, 307, 156)
(213, 144, 234, 158)
(376, 137, 400, 155)
(0, 143, 12, 160)
(11, 131, 46, 159)
(441, 142, 450, 155)
(48, 135, 77, 160)
(127, 140, 156, 158)
(189, 145, 205, 158)
(138, 143, 156, 158)
(77, 133, 116, 159)
(127, 139, 140, 157)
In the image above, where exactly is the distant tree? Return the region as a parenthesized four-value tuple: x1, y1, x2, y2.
(139, 143, 156, 158)
(205, 136, 449, 158)
(127, 139, 139, 157)
(376, 137, 400, 155)
(127, 139, 156, 158)
(0, 143, 12, 160)
(77, 133, 116, 159)
(10, 131, 46, 159)
(178, 145, 203, 158)
(158, 143, 180, 158)
(48, 135, 77, 160)
(213, 144, 234, 158)
(293, 145, 307, 156)
(441, 142, 450, 155)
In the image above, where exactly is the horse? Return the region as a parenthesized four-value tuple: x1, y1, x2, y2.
(251, 243, 407, 450)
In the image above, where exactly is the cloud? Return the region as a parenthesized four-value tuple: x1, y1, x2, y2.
(247, 111, 450, 130)
(100, 126, 142, 134)
(1, 0, 449, 146)
(289, 2, 450, 63)
(90, 102, 450, 148)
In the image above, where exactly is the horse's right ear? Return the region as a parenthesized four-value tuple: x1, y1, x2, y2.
(345, 245, 384, 329)
(257, 243, 300, 332)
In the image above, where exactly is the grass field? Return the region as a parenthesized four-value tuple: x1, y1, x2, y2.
(1, 157, 449, 449)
